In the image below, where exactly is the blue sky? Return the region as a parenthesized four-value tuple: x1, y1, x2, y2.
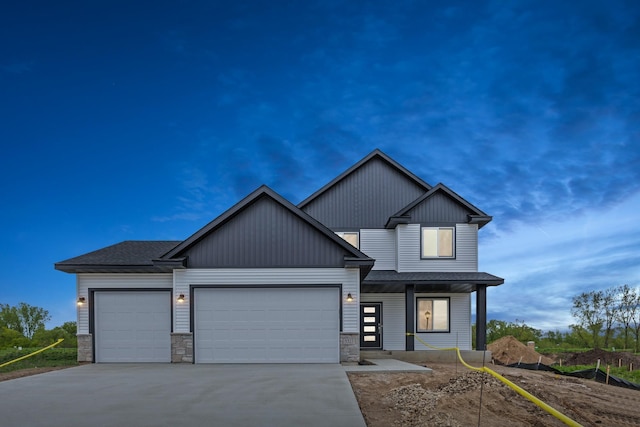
(1, 1, 638, 332)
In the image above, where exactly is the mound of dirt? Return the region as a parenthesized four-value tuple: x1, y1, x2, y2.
(563, 348, 640, 367)
(488, 335, 555, 365)
(382, 373, 506, 426)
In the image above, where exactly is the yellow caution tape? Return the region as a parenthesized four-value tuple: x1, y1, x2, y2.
(406, 333, 583, 427)
(0, 338, 65, 368)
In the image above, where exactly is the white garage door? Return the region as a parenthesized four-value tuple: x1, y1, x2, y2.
(195, 287, 340, 363)
(94, 291, 171, 363)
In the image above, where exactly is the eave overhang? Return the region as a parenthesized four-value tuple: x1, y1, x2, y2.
(53, 264, 172, 274)
(362, 270, 504, 293)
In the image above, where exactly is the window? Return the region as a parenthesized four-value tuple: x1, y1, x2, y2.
(335, 231, 359, 249)
(421, 227, 454, 258)
(416, 298, 449, 332)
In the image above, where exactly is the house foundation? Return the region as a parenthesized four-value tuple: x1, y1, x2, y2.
(77, 334, 93, 362)
(171, 332, 193, 363)
(340, 332, 359, 362)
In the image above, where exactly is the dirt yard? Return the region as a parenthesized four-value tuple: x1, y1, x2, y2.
(348, 362, 640, 426)
(0, 366, 73, 382)
(4, 362, 640, 426)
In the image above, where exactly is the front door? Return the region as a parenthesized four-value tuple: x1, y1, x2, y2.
(360, 303, 382, 349)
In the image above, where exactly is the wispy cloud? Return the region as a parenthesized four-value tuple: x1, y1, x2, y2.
(481, 191, 640, 330)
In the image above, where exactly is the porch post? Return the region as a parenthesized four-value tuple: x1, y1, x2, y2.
(476, 285, 487, 350)
(405, 284, 414, 351)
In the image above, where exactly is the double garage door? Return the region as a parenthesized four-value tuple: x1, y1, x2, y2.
(195, 287, 340, 363)
(94, 287, 340, 363)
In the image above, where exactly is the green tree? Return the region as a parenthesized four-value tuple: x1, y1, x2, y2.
(601, 287, 618, 348)
(486, 319, 541, 344)
(615, 285, 638, 350)
(0, 327, 30, 348)
(0, 302, 51, 339)
(571, 291, 605, 349)
(32, 325, 77, 348)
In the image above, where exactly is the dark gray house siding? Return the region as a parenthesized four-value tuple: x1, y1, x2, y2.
(405, 191, 473, 224)
(300, 156, 429, 229)
(182, 194, 351, 268)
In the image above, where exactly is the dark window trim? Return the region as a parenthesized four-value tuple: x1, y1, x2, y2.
(415, 296, 451, 333)
(420, 226, 456, 260)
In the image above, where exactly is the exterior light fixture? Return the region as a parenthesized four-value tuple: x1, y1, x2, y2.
(177, 294, 185, 303)
(77, 297, 86, 306)
(346, 293, 353, 302)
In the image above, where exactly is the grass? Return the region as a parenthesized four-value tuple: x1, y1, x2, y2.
(0, 347, 78, 372)
(554, 364, 640, 384)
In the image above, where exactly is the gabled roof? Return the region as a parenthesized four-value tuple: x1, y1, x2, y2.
(54, 240, 181, 273)
(385, 183, 492, 229)
(298, 149, 431, 209)
(298, 149, 433, 229)
(160, 185, 374, 270)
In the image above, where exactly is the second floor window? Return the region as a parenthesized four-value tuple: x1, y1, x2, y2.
(336, 231, 359, 249)
(421, 227, 454, 258)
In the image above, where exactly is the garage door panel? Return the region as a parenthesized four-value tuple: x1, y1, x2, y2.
(195, 287, 340, 363)
(95, 291, 170, 363)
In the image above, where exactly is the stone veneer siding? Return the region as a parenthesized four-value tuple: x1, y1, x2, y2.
(77, 334, 93, 362)
(171, 332, 193, 363)
(340, 332, 359, 362)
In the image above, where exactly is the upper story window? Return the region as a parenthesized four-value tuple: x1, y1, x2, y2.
(335, 231, 359, 249)
(421, 227, 454, 258)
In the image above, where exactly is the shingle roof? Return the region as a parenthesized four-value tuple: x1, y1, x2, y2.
(361, 270, 504, 292)
(54, 240, 181, 273)
(364, 270, 504, 285)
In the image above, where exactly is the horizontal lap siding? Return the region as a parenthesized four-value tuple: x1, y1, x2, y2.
(360, 229, 396, 270)
(397, 224, 477, 272)
(414, 293, 471, 350)
(174, 268, 359, 334)
(76, 273, 173, 334)
(360, 293, 405, 350)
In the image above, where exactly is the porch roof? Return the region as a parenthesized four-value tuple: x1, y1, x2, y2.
(361, 270, 504, 293)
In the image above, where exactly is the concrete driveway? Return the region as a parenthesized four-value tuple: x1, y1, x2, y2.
(0, 364, 366, 427)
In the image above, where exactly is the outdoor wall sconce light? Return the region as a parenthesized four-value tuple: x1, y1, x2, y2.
(177, 294, 185, 303)
(77, 297, 85, 306)
(346, 293, 353, 302)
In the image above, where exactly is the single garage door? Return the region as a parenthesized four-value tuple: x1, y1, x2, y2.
(195, 287, 340, 363)
(94, 291, 171, 363)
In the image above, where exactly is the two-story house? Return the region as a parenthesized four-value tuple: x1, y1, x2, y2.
(55, 149, 503, 363)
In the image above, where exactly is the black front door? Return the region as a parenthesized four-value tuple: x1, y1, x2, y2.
(360, 303, 382, 349)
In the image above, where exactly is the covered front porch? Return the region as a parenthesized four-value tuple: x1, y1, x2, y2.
(361, 270, 504, 352)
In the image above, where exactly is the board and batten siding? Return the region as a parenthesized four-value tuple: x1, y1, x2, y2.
(397, 223, 478, 272)
(360, 293, 405, 350)
(414, 293, 471, 350)
(360, 229, 397, 270)
(76, 273, 173, 334)
(173, 268, 360, 334)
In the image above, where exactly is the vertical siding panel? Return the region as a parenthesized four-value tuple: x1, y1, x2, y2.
(184, 196, 346, 268)
(301, 157, 427, 229)
(360, 229, 396, 270)
(397, 224, 477, 272)
(360, 293, 405, 350)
